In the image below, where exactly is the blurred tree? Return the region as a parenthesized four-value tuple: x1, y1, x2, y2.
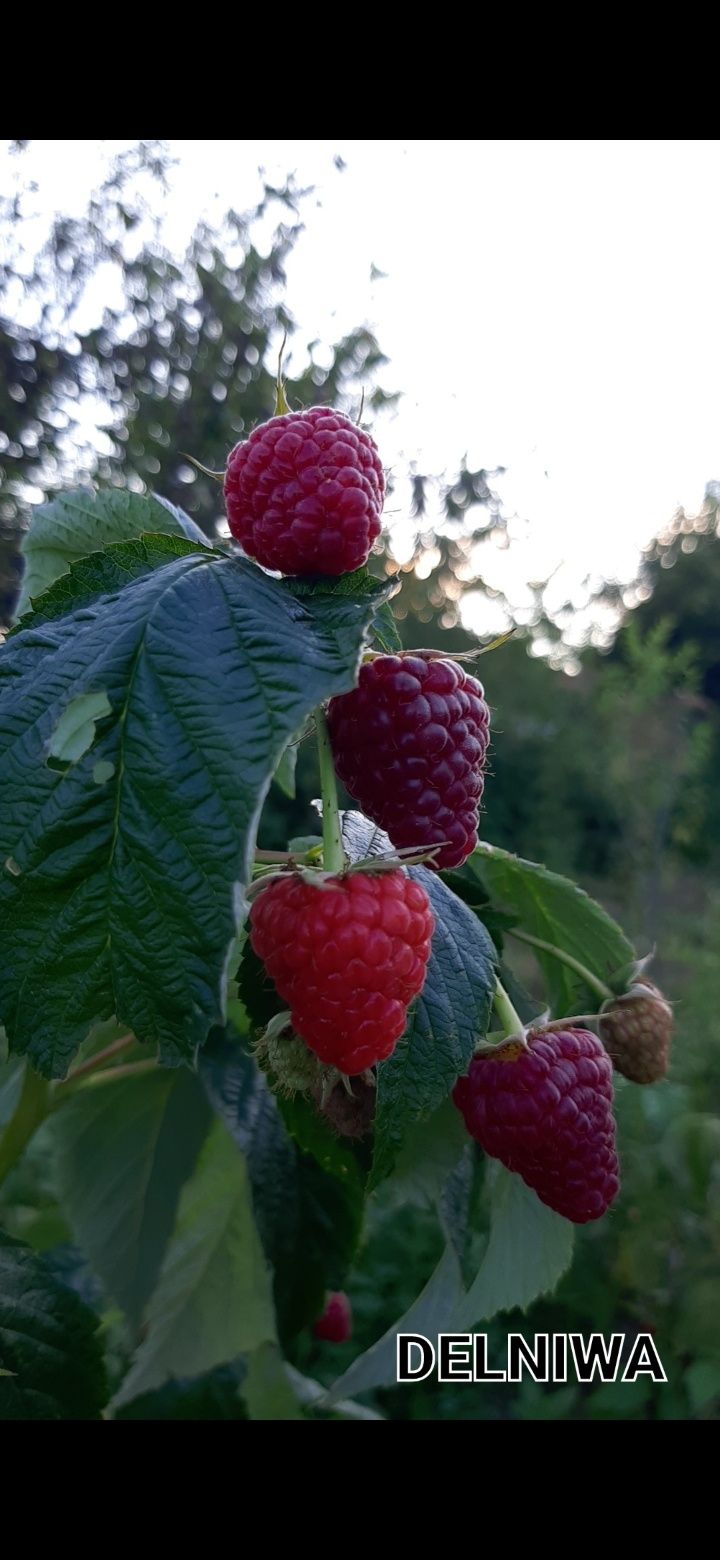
(0, 141, 397, 624)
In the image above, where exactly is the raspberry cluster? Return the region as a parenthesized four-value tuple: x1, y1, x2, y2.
(224, 407, 384, 577)
(249, 869, 434, 1076)
(328, 654, 490, 869)
(453, 1027, 620, 1224)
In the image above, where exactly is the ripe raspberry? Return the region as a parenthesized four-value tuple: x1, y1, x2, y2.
(327, 655, 491, 870)
(224, 407, 384, 576)
(249, 870, 434, 1075)
(453, 1027, 620, 1224)
(313, 1291, 352, 1344)
(600, 979, 673, 1084)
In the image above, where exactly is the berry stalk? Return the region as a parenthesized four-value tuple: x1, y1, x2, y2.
(507, 927, 614, 1003)
(315, 706, 345, 875)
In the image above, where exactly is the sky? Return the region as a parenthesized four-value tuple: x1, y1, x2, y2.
(3, 139, 720, 651)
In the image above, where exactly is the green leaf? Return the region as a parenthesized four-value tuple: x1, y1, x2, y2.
(470, 843, 635, 1014)
(242, 1341, 303, 1420)
(199, 1032, 364, 1339)
(16, 486, 208, 617)
(51, 1070, 212, 1330)
(457, 1165, 575, 1325)
(0, 1232, 108, 1419)
(112, 1120, 275, 1409)
(286, 565, 399, 653)
(273, 740, 297, 800)
(47, 691, 113, 766)
(324, 1243, 465, 1406)
(114, 1362, 248, 1420)
(0, 541, 390, 1076)
(370, 866, 497, 1187)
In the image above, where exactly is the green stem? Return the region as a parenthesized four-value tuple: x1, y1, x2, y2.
(0, 1065, 51, 1190)
(315, 706, 345, 875)
(53, 1059, 158, 1103)
(507, 927, 613, 1003)
(493, 975, 525, 1038)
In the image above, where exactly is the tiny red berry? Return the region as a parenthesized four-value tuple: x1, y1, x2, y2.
(453, 1027, 620, 1224)
(249, 870, 434, 1075)
(327, 654, 490, 869)
(313, 1291, 352, 1344)
(224, 407, 384, 576)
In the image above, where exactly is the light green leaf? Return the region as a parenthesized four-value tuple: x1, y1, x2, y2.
(273, 739, 298, 800)
(47, 691, 112, 766)
(471, 843, 635, 1014)
(51, 1069, 212, 1329)
(112, 1121, 275, 1409)
(457, 1165, 574, 1324)
(324, 1244, 465, 1406)
(16, 486, 208, 616)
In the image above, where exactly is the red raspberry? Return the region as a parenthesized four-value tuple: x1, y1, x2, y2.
(453, 1028, 620, 1224)
(327, 655, 490, 870)
(600, 978, 673, 1084)
(224, 407, 384, 576)
(249, 870, 434, 1075)
(313, 1291, 352, 1344)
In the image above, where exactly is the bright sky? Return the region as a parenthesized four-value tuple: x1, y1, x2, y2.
(4, 139, 720, 650)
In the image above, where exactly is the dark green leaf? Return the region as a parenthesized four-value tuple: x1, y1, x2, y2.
(0, 1232, 108, 1419)
(0, 542, 390, 1075)
(114, 1361, 249, 1420)
(199, 1032, 364, 1340)
(16, 485, 208, 616)
(52, 1070, 212, 1329)
(370, 866, 497, 1187)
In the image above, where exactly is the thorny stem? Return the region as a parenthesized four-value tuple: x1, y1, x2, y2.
(315, 706, 345, 875)
(492, 975, 526, 1040)
(0, 1065, 50, 1190)
(58, 1033, 136, 1085)
(52, 1059, 158, 1102)
(507, 928, 614, 1003)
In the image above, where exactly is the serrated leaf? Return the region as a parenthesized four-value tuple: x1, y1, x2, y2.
(457, 1165, 575, 1324)
(471, 843, 635, 1015)
(16, 486, 208, 616)
(51, 1070, 212, 1329)
(370, 867, 497, 1187)
(324, 1243, 465, 1406)
(0, 538, 390, 1076)
(0, 1232, 108, 1419)
(112, 1120, 275, 1409)
(199, 1032, 364, 1339)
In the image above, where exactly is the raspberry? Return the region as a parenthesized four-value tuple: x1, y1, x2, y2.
(453, 1027, 620, 1224)
(224, 407, 384, 576)
(600, 979, 673, 1084)
(312, 1075, 377, 1139)
(249, 870, 434, 1075)
(327, 655, 490, 870)
(313, 1291, 352, 1344)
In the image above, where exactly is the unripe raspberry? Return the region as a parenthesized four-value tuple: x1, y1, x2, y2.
(312, 1075, 376, 1139)
(453, 1027, 620, 1224)
(249, 869, 434, 1075)
(313, 1291, 352, 1344)
(600, 979, 673, 1084)
(224, 407, 384, 576)
(327, 654, 491, 870)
